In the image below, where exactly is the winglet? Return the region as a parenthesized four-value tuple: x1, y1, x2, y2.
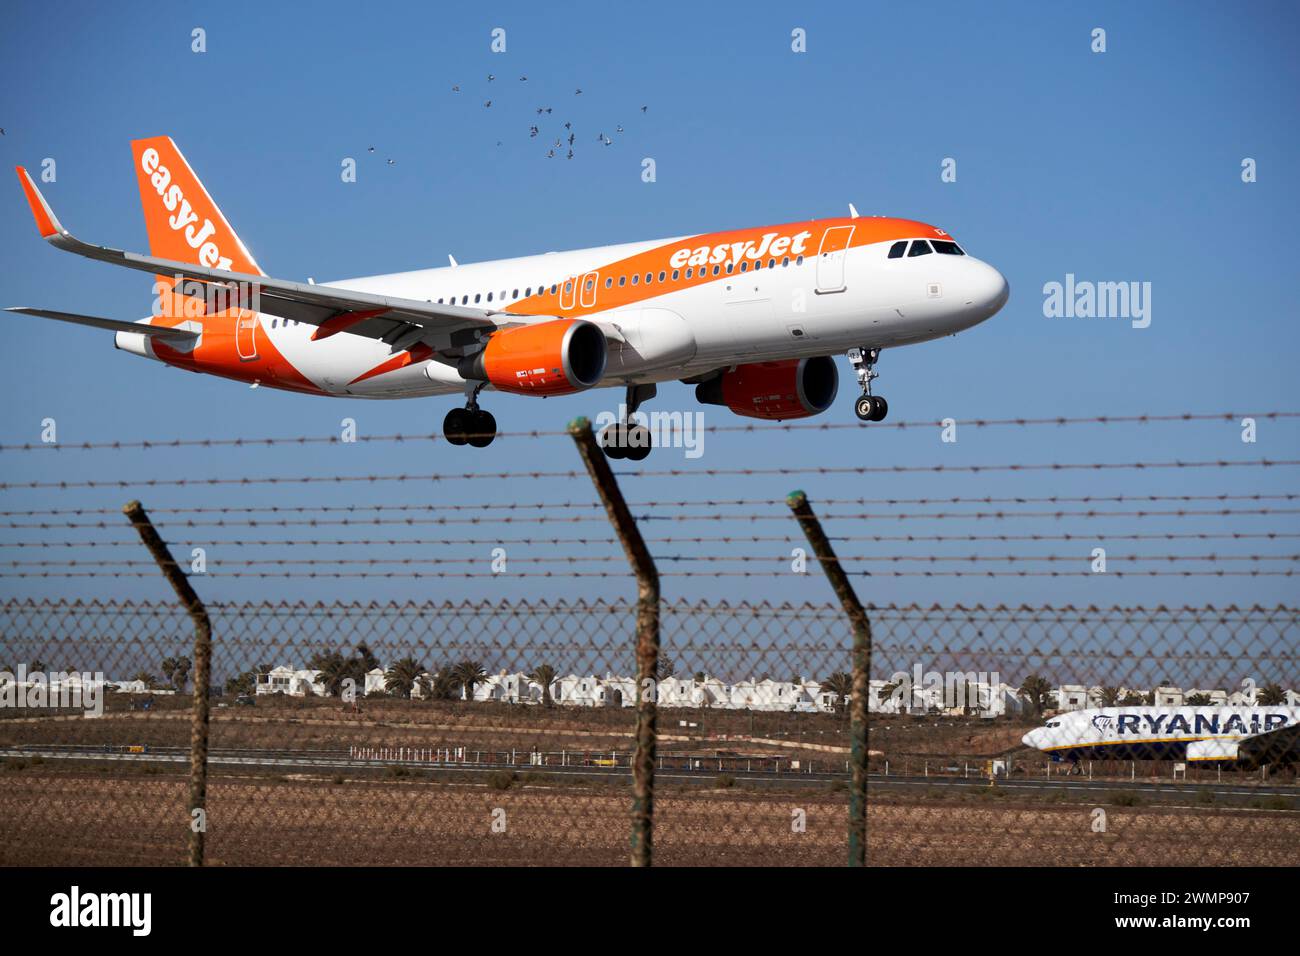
(15, 166, 65, 239)
(848, 203, 859, 219)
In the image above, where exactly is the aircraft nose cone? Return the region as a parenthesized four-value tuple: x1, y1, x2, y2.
(1022, 728, 1040, 749)
(968, 261, 1009, 318)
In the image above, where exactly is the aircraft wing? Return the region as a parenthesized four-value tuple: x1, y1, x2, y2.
(5, 307, 199, 340)
(1237, 720, 1300, 764)
(14, 166, 520, 354)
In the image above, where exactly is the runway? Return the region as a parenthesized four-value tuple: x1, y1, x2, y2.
(3, 746, 1295, 805)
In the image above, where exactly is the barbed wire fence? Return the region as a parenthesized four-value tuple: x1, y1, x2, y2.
(0, 412, 1297, 866)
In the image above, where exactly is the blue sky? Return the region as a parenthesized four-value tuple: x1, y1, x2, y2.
(0, 0, 1297, 616)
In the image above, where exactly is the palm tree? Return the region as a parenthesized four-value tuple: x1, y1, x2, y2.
(528, 663, 558, 706)
(225, 671, 257, 696)
(354, 642, 381, 674)
(308, 650, 360, 697)
(1119, 691, 1145, 705)
(1096, 686, 1122, 707)
(820, 672, 853, 714)
(385, 657, 424, 698)
(880, 680, 903, 708)
(160, 656, 192, 692)
(1018, 676, 1056, 717)
(451, 660, 487, 702)
(1257, 682, 1287, 705)
(1185, 692, 1212, 706)
(427, 666, 460, 701)
(130, 671, 158, 689)
(656, 655, 676, 680)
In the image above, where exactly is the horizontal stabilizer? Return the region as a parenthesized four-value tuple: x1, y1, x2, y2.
(5, 307, 199, 340)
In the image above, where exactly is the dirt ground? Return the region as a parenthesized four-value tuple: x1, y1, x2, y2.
(0, 766, 844, 866)
(0, 764, 1293, 867)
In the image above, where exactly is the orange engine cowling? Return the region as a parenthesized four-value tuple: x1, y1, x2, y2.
(459, 319, 608, 396)
(695, 356, 839, 420)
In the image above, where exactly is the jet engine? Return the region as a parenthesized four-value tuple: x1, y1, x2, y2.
(694, 356, 838, 420)
(459, 319, 607, 396)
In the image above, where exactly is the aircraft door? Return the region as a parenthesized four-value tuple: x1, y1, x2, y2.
(235, 310, 259, 361)
(560, 276, 578, 311)
(816, 225, 855, 293)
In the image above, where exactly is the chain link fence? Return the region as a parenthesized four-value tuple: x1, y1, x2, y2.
(1, 595, 1295, 866)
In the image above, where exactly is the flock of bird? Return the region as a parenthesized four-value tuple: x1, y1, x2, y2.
(368, 75, 647, 166)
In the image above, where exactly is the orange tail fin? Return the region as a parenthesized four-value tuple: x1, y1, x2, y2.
(130, 136, 264, 276)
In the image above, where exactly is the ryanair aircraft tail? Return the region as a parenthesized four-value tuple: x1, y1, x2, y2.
(130, 136, 264, 277)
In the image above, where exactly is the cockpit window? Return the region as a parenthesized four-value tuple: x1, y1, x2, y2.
(932, 240, 964, 255)
(887, 240, 907, 259)
(907, 240, 933, 257)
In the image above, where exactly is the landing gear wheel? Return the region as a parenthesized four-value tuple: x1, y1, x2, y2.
(443, 408, 471, 446)
(867, 395, 888, 422)
(599, 425, 627, 460)
(624, 424, 652, 461)
(466, 409, 497, 448)
(854, 396, 875, 421)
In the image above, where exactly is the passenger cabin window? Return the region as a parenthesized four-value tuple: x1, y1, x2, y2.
(907, 240, 933, 257)
(932, 240, 964, 255)
(887, 241, 907, 259)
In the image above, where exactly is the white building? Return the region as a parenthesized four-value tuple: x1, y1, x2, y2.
(363, 667, 387, 697)
(255, 666, 324, 697)
(554, 674, 603, 707)
(1152, 685, 1184, 707)
(1056, 684, 1091, 711)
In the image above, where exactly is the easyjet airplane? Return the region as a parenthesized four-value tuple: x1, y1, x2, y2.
(10, 137, 1008, 459)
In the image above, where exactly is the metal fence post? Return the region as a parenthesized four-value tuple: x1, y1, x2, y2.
(786, 489, 872, 867)
(568, 417, 660, 867)
(123, 499, 212, 867)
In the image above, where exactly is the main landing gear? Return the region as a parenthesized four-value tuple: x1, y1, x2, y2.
(599, 383, 655, 462)
(848, 347, 889, 422)
(443, 382, 497, 448)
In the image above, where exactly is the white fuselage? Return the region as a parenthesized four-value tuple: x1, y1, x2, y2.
(237, 226, 1008, 399)
(1022, 706, 1300, 762)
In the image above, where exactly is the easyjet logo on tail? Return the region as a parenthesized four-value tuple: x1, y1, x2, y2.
(669, 229, 813, 270)
(139, 147, 233, 271)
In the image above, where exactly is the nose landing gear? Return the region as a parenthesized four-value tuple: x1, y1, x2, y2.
(599, 383, 655, 462)
(443, 382, 497, 448)
(848, 347, 888, 422)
